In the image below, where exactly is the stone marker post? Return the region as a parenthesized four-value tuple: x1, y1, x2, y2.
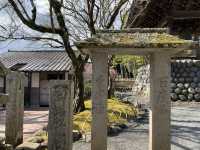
(91, 52, 108, 150)
(149, 53, 171, 150)
(48, 80, 73, 150)
(5, 72, 24, 147)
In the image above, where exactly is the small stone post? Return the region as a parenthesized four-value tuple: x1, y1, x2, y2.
(149, 53, 171, 150)
(48, 80, 73, 150)
(5, 71, 24, 147)
(91, 52, 108, 150)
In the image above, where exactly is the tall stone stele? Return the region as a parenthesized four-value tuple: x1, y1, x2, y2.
(48, 80, 74, 150)
(5, 71, 25, 147)
(0, 61, 9, 105)
(0, 61, 25, 147)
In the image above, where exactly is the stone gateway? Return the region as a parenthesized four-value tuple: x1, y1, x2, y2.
(75, 28, 194, 150)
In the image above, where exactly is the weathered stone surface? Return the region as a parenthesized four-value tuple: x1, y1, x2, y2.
(171, 93, 178, 101)
(188, 87, 195, 94)
(0, 94, 9, 105)
(188, 94, 194, 100)
(133, 59, 200, 102)
(178, 95, 187, 101)
(5, 72, 25, 147)
(48, 80, 73, 150)
(149, 53, 171, 150)
(91, 52, 108, 150)
(132, 65, 150, 104)
(16, 142, 40, 150)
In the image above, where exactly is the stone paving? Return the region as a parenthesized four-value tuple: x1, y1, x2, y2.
(73, 104, 200, 150)
(0, 108, 48, 140)
(1, 104, 200, 150)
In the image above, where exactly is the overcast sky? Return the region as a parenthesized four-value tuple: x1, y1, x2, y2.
(0, 0, 124, 54)
(0, 0, 57, 53)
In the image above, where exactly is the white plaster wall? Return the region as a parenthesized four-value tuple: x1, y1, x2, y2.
(32, 72, 40, 88)
(65, 72, 69, 80)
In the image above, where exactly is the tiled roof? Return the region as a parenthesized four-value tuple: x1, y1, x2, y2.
(0, 51, 72, 72)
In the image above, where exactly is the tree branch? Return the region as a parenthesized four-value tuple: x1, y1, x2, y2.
(106, 0, 128, 29)
(0, 35, 63, 46)
(17, 0, 31, 20)
(30, 0, 37, 22)
(8, 0, 62, 34)
(51, 0, 79, 66)
(0, 3, 8, 11)
(87, 0, 96, 34)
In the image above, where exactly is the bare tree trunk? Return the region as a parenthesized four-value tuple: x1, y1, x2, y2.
(108, 57, 113, 98)
(73, 64, 85, 113)
(108, 76, 113, 99)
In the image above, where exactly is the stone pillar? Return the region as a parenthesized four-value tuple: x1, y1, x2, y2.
(5, 72, 24, 147)
(149, 53, 171, 150)
(91, 52, 108, 150)
(48, 80, 73, 150)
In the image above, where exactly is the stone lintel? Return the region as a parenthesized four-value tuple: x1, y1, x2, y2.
(82, 47, 189, 56)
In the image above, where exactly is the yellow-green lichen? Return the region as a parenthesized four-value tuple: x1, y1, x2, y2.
(76, 31, 192, 49)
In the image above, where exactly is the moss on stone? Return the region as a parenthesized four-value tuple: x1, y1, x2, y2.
(75, 30, 193, 49)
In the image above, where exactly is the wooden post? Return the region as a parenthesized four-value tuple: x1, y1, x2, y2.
(91, 52, 108, 150)
(149, 53, 171, 150)
(48, 80, 73, 150)
(5, 72, 24, 147)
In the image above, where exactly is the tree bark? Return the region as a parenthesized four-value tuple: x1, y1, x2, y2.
(73, 64, 85, 113)
(108, 76, 113, 99)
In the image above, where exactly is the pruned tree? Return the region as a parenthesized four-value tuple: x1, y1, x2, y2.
(0, 0, 132, 113)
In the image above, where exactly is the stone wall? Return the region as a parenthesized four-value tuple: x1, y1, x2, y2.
(133, 59, 200, 102)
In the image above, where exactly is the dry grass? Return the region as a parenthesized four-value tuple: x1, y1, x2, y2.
(73, 98, 137, 133)
(27, 98, 137, 143)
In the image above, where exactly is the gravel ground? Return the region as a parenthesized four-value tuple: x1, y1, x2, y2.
(73, 104, 200, 150)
